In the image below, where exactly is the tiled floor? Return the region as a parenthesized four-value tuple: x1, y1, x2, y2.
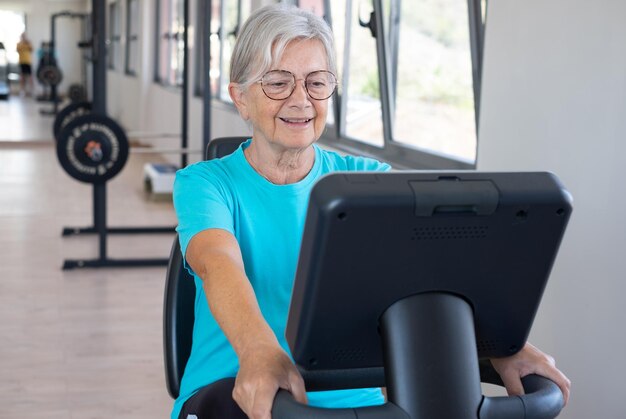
(0, 97, 178, 418)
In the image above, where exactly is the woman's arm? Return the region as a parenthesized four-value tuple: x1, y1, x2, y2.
(186, 228, 307, 419)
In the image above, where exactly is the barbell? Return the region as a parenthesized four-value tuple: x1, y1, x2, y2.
(56, 113, 129, 184)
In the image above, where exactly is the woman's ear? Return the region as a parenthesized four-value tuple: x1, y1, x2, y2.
(229, 83, 250, 121)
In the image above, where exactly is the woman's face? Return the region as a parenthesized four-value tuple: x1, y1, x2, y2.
(230, 38, 331, 153)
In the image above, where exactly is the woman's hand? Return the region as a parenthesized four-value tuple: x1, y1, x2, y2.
(490, 342, 571, 406)
(188, 229, 307, 418)
(233, 341, 307, 419)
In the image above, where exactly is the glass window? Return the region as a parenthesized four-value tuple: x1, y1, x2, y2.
(386, 0, 478, 162)
(108, 1, 122, 70)
(156, 0, 184, 86)
(125, 0, 140, 75)
(308, 0, 485, 168)
(329, 0, 384, 147)
(195, 0, 250, 101)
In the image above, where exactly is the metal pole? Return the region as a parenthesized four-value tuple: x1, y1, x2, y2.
(92, 0, 106, 115)
(202, 0, 212, 155)
(92, 0, 107, 260)
(50, 14, 58, 112)
(467, 0, 485, 132)
(372, 0, 395, 144)
(181, 0, 189, 168)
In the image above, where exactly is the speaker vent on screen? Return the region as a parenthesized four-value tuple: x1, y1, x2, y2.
(411, 226, 488, 241)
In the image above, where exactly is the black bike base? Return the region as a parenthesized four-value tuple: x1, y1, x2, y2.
(63, 257, 170, 270)
(62, 225, 176, 236)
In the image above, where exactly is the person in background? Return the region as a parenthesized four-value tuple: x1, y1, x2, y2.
(172, 4, 571, 419)
(16, 32, 34, 96)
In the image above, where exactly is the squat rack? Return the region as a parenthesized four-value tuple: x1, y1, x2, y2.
(62, 0, 201, 269)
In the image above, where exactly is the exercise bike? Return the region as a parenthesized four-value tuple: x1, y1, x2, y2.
(273, 171, 571, 419)
(163, 139, 570, 418)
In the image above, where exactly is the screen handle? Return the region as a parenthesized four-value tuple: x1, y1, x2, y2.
(272, 374, 563, 419)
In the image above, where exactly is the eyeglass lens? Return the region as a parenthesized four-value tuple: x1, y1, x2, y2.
(261, 70, 336, 100)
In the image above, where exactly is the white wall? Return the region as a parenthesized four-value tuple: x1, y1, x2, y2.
(478, 1, 626, 417)
(0, 0, 87, 95)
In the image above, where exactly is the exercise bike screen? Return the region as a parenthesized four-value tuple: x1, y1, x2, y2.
(286, 171, 572, 376)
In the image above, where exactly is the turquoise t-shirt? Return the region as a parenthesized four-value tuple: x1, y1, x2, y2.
(172, 140, 391, 418)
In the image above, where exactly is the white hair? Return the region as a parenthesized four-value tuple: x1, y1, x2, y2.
(229, 3, 337, 90)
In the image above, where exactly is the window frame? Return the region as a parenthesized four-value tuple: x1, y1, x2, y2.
(107, 0, 122, 71)
(125, 0, 140, 76)
(194, 0, 248, 102)
(155, 0, 184, 87)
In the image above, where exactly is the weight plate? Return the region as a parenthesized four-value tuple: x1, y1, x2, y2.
(56, 114, 129, 184)
(68, 84, 87, 102)
(53, 101, 92, 140)
(39, 65, 63, 86)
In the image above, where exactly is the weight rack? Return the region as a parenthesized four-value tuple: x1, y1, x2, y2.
(60, 0, 192, 269)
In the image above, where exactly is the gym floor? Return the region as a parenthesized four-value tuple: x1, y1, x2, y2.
(1, 97, 177, 418)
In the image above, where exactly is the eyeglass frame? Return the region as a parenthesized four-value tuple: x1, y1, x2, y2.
(256, 69, 338, 101)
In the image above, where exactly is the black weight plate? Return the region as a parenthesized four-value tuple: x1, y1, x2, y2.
(56, 114, 129, 184)
(39, 65, 63, 86)
(68, 84, 86, 102)
(53, 101, 92, 140)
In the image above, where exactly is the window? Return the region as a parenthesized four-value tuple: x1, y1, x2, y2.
(195, 0, 250, 100)
(125, 0, 140, 75)
(0, 10, 26, 66)
(321, 0, 486, 168)
(331, 1, 384, 147)
(108, 1, 122, 70)
(204, 0, 486, 168)
(156, 0, 184, 86)
(387, 0, 478, 163)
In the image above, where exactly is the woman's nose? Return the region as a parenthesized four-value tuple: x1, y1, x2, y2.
(289, 79, 310, 103)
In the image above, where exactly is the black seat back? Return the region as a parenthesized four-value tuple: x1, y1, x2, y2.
(163, 136, 249, 399)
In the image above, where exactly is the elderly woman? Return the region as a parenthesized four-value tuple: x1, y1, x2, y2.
(172, 4, 570, 419)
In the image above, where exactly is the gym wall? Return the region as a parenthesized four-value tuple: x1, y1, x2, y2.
(479, 1, 626, 417)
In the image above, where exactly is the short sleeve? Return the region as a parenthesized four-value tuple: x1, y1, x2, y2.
(173, 163, 236, 273)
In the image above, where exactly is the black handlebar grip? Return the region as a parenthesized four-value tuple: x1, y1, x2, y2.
(479, 374, 564, 419)
(272, 375, 563, 419)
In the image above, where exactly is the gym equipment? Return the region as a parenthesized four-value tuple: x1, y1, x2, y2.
(53, 101, 92, 140)
(143, 163, 178, 195)
(59, 0, 174, 270)
(56, 113, 129, 183)
(38, 64, 63, 86)
(40, 11, 89, 115)
(68, 83, 87, 102)
(271, 171, 571, 418)
(35, 42, 56, 102)
(163, 136, 248, 398)
(0, 42, 9, 100)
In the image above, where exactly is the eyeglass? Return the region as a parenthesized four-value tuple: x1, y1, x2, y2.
(257, 70, 338, 101)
